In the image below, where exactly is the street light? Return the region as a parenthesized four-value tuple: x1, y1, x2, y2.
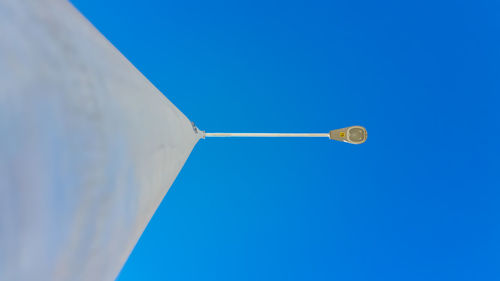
(200, 125, 367, 144)
(328, 126, 368, 144)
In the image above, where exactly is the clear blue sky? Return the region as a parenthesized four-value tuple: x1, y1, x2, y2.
(71, 1, 499, 280)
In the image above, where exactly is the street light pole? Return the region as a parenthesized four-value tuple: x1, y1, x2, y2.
(200, 126, 368, 144)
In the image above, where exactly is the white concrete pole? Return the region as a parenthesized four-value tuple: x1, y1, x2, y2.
(0, 1, 201, 280)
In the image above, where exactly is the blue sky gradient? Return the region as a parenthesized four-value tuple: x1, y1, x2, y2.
(71, 0, 499, 280)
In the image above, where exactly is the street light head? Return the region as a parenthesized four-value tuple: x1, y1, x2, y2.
(329, 126, 367, 144)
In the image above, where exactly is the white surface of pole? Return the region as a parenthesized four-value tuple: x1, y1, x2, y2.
(0, 1, 202, 280)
